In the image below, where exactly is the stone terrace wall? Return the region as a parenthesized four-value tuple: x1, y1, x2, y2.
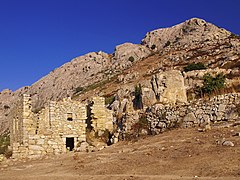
(147, 93, 240, 134)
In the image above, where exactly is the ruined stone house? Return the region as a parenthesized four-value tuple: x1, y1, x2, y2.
(10, 94, 113, 159)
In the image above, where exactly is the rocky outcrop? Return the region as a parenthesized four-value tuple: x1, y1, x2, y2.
(142, 18, 231, 51)
(112, 43, 151, 69)
(148, 70, 187, 105)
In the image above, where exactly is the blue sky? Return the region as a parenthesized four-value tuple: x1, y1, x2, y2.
(0, 0, 239, 91)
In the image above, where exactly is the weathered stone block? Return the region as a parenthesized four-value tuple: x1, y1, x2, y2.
(183, 112, 197, 123)
(36, 139, 45, 145)
(218, 104, 226, 112)
(29, 145, 44, 151)
(48, 140, 57, 145)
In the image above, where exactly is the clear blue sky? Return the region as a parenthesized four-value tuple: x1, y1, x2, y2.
(0, 0, 239, 92)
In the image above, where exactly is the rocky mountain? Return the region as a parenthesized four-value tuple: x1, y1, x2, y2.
(0, 17, 240, 134)
(142, 18, 231, 51)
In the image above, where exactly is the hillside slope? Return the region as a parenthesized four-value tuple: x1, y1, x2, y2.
(0, 18, 240, 134)
(1, 127, 240, 179)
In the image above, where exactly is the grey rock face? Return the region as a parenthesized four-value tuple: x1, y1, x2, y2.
(142, 18, 231, 52)
(150, 70, 187, 105)
(113, 43, 151, 68)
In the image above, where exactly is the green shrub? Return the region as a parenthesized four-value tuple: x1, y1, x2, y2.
(183, 62, 206, 72)
(151, 44, 156, 50)
(0, 134, 10, 155)
(163, 41, 171, 48)
(133, 84, 143, 109)
(201, 73, 225, 95)
(105, 95, 115, 105)
(74, 86, 84, 93)
(128, 56, 135, 62)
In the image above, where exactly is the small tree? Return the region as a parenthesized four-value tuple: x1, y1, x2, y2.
(151, 44, 156, 50)
(133, 84, 143, 110)
(201, 73, 225, 95)
(128, 56, 135, 62)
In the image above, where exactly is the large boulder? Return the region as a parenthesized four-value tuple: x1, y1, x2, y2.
(151, 70, 187, 105)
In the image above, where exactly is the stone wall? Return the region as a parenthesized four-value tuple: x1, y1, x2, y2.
(10, 95, 113, 159)
(91, 97, 113, 133)
(147, 93, 240, 134)
(10, 95, 87, 159)
(10, 95, 113, 158)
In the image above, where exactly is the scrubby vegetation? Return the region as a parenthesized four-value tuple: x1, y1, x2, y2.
(73, 76, 117, 98)
(151, 44, 156, 50)
(163, 41, 171, 48)
(128, 56, 135, 62)
(96, 129, 112, 145)
(0, 133, 10, 157)
(105, 95, 115, 105)
(133, 84, 143, 110)
(74, 86, 84, 94)
(198, 73, 226, 96)
(229, 33, 240, 39)
(183, 62, 206, 72)
(130, 114, 149, 138)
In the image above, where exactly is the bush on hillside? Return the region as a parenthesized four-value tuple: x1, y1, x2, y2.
(163, 41, 171, 48)
(133, 84, 143, 110)
(105, 95, 115, 105)
(0, 134, 10, 156)
(128, 56, 135, 62)
(151, 44, 156, 50)
(183, 62, 206, 72)
(200, 73, 226, 95)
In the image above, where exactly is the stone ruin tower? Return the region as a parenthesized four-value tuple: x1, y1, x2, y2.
(9, 95, 114, 159)
(10, 94, 87, 159)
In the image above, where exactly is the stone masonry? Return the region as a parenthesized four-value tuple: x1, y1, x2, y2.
(91, 97, 113, 133)
(10, 95, 113, 159)
(147, 93, 240, 134)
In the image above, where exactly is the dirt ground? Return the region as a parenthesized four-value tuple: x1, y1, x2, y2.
(1, 127, 240, 180)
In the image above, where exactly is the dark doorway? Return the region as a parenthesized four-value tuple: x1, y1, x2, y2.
(66, 137, 74, 151)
